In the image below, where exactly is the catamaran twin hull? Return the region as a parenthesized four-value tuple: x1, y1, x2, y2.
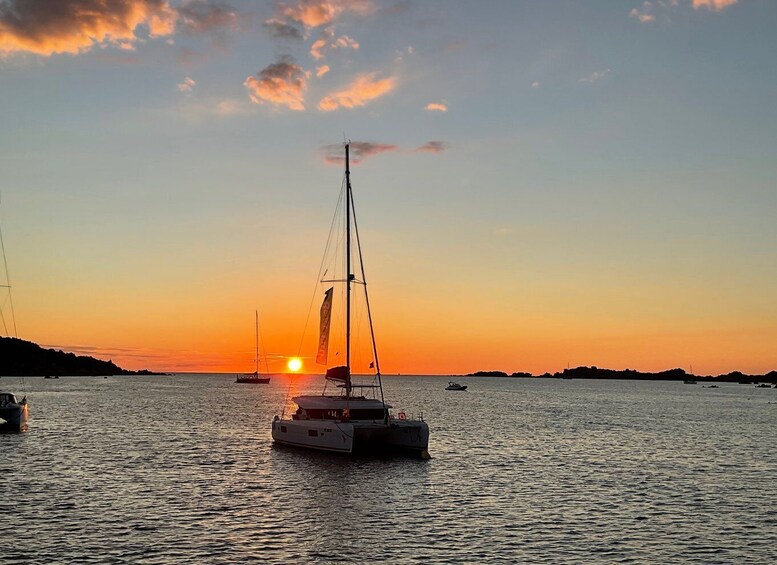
(272, 418, 430, 457)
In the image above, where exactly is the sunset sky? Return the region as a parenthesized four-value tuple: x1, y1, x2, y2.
(1, 0, 775, 375)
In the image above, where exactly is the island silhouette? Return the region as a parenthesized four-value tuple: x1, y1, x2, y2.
(0, 337, 161, 376)
(468, 367, 777, 384)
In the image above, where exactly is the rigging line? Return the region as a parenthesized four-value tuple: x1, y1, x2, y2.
(256, 309, 271, 375)
(294, 177, 346, 358)
(349, 186, 387, 416)
(0, 194, 18, 337)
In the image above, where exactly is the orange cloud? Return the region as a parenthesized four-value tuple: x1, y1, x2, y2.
(321, 141, 398, 164)
(415, 141, 450, 154)
(425, 102, 447, 112)
(316, 64, 330, 77)
(244, 57, 308, 111)
(281, 0, 372, 28)
(0, 0, 178, 56)
(310, 38, 327, 59)
(317, 72, 396, 111)
(692, 0, 738, 10)
(0, 0, 237, 57)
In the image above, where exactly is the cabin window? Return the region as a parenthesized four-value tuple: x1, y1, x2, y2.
(308, 429, 318, 437)
(280, 426, 287, 433)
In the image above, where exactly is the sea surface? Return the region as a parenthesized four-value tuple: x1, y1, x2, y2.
(2, 375, 776, 564)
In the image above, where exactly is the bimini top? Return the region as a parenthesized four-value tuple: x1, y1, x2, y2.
(292, 395, 391, 410)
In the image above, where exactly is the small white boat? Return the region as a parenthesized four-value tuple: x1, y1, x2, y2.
(272, 143, 429, 457)
(0, 392, 28, 432)
(445, 381, 467, 391)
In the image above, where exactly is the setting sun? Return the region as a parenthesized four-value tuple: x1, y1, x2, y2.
(287, 357, 302, 372)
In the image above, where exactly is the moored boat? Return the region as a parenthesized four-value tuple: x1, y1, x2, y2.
(236, 310, 271, 384)
(445, 381, 467, 391)
(271, 143, 429, 457)
(0, 392, 28, 432)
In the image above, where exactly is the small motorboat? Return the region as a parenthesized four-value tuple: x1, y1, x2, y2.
(755, 383, 771, 388)
(683, 379, 697, 385)
(445, 381, 467, 391)
(0, 392, 29, 432)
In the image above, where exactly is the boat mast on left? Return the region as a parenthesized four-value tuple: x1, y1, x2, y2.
(0, 195, 29, 432)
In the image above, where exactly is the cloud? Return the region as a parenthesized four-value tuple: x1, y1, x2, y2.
(310, 38, 327, 59)
(178, 76, 196, 92)
(317, 72, 396, 111)
(316, 64, 330, 77)
(280, 0, 372, 29)
(579, 69, 611, 83)
(531, 81, 540, 88)
(415, 141, 450, 154)
(321, 141, 398, 164)
(244, 56, 308, 111)
(264, 17, 303, 39)
(425, 102, 447, 112)
(630, 2, 655, 22)
(0, 0, 238, 57)
(178, 0, 239, 34)
(692, 0, 737, 10)
(0, 0, 178, 56)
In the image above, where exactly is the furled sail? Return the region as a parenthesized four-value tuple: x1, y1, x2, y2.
(316, 287, 334, 365)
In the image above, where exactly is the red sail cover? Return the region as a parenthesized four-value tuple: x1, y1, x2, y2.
(316, 287, 334, 365)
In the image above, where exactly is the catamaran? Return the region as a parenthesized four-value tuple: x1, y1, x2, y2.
(235, 310, 270, 384)
(272, 143, 429, 457)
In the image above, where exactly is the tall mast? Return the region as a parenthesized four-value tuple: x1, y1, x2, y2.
(345, 143, 352, 397)
(255, 309, 259, 375)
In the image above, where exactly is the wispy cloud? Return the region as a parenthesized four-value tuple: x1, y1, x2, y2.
(244, 56, 308, 111)
(178, 76, 196, 93)
(415, 141, 450, 154)
(317, 72, 396, 111)
(321, 141, 398, 164)
(263, 18, 304, 40)
(579, 69, 611, 83)
(630, 2, 655, 22)
(531, 81, 540, 88)
(316, 64, 330, 77)
(692, 0, 738, 11)
(0, 0, 237, 57)
(178, 0, 239, 34)
(425, 102, 447, 112)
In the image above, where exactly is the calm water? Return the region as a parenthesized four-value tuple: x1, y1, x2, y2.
(2, 375, 776, 564)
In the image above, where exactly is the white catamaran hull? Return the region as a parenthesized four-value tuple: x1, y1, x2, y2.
(272, 418, 429, 456)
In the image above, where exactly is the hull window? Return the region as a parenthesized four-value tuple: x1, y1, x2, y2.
(308, 429, 319, 437)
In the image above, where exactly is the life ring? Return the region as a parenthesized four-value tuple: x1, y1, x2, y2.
(398, 412, 406, 420)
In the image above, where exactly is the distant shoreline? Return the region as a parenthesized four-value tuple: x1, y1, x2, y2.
(467, 368, 777, 384)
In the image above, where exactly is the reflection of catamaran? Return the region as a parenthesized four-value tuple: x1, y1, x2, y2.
(235, 310, 270, 384)
(272, 143, 429, 456)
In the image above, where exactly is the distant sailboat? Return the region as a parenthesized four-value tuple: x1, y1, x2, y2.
(235, 310, 270, 384)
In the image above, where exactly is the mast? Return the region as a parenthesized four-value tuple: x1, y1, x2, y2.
(255, 309, 259, 375)
(345, 143, 352, 397)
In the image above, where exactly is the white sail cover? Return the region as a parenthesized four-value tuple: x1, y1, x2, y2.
(316, 287, 333, 365)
